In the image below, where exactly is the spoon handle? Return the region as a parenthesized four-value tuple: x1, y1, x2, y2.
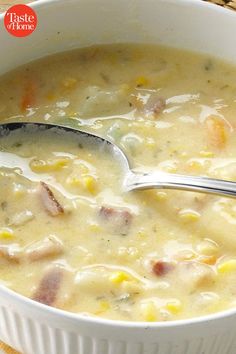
(126, 171, 236, 198)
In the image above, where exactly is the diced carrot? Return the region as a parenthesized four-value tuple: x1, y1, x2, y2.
(20, 80, 37, 111)
(198, 255, 217, 266)
(206, 116, 227, 149)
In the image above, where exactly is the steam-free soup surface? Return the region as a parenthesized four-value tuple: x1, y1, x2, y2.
(0, 44, 236, 321)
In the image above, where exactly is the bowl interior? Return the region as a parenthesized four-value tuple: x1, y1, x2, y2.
(0, 0, 236, 76)
(0, 0, 236, 333)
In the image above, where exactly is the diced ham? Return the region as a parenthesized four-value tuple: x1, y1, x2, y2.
(152, 259, 215, 293)
(99, 206, 133, 235)
(32, 266, 63, 306)
(143, 94, 166, 118)
(26, 235, 64, 262)
(131, 93, 166, 119)
(0, 244, 22, 263)
(39, 182, 64, 216)
(100, 206, 132, 225)
(152, 260, 175, 276)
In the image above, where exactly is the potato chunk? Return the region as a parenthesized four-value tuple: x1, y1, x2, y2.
(26, 235, 64, 262)
(0, 244, 22, 263)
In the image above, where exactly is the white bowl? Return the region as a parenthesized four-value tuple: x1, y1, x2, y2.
(1, 1, 236, 353)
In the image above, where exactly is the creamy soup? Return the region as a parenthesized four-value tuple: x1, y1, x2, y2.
(0, 44, 236, 322)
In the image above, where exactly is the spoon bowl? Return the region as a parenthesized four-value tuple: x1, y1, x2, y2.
(1, 122, 236, 198)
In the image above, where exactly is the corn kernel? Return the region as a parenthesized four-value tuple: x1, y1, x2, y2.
(178, 209, 200, 222)
(0, 228, 14, 240)
(141, 302, 157, 322)
(166, 299, 182, 315)
(218, 259, 236, 274)
(136, 76, 149, 87)
(30, 158, 69, 173)
(200, 150, 214, 158)
(109, 271, 130, 284)
(82, 176, 97, 194)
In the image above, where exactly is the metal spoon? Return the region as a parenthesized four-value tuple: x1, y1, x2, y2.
(1, 122, 236, 198)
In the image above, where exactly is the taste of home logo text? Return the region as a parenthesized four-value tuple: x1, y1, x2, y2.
(4, 4, 37, 37)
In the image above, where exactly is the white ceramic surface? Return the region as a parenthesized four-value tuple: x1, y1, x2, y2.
(0, 1, 236, 353)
